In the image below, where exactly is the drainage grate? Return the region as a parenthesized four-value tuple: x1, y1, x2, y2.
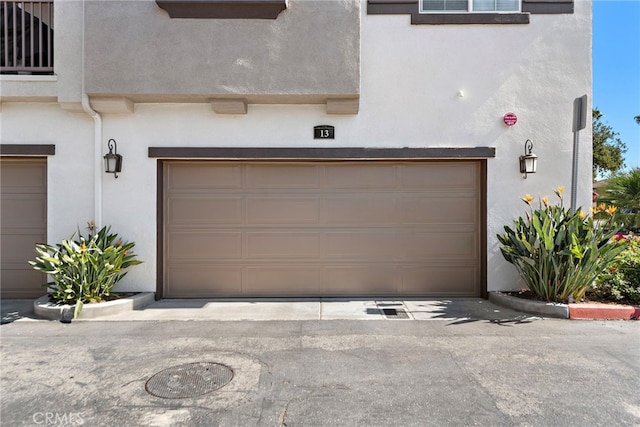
(382, 308, 410, 319)
(145, 362, 234, 399)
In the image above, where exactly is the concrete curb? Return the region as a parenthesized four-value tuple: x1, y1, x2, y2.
(488, 292, 569, 319)
(33, 293, 155, 321)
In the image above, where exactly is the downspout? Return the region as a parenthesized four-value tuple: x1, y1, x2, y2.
(79, 0, 103, 228)
(81, 94, 103, 228)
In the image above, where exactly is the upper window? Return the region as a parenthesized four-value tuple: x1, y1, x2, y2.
(420, 0, 520, 13)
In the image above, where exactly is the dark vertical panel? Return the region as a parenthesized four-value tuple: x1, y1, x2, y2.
(480, 160, 488, 299)
(156, 160, 164, 300)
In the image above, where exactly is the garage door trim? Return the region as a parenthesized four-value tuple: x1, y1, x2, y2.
(149, 146, 496, 159)
(0, 144, 55, 156)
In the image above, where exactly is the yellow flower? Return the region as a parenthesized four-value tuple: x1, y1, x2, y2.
(579, 211, 587, 219)
(542, 196, 549, 207)
(115, 238, 123, 247)
(590, 207, 597, 215)
(598, 203, 606, 212)
(557, 186, 564, 194)
(522, 194, 534, 204)
(80, 243, 87, 252)
(606, 206, 617, 215)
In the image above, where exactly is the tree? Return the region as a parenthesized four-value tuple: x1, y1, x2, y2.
(635, 115, 639, 124)
(592, 108, 627, 177)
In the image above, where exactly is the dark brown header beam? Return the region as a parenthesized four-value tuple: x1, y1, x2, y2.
(412, 12, 529, 24)
(368, 0, 573, 19)
(0, 144, 55, 156)
(156, 0, 287, 19)
(522, 0, 573, 14)
(149, 147, 496, 159)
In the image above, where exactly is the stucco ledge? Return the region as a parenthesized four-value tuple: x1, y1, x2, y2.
(89, 96, 135, 114)
(327, 98, 359, 115)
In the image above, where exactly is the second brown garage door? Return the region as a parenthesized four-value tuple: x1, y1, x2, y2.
(163, 161, 482, 298)
(0, 158, 48, 298)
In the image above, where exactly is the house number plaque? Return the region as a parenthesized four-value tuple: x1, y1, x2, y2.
(314, 125, 335, 139)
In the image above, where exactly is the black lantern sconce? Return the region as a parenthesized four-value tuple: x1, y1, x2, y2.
(104, 139, 123, 178)
(519, 139, 537, 179)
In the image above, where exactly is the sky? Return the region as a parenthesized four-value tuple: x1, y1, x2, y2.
(593, 0, 640, 173)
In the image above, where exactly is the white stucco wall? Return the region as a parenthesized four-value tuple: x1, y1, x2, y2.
(83, 0, 360, 101)
(367, 3, 592, 291)
(0, 104, 94, 243)
(0, 0, 592, 294)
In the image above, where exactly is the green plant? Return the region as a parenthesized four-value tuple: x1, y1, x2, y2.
(596, 167, 640, 231)
(30, 223, 142, 318)
(592, 237, 640, 305)
(497, 187, 627, 302)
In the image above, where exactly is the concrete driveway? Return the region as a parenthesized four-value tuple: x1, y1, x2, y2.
(1, 303, 639, 426)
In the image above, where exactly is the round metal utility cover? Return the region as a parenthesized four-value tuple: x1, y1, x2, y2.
(145, 362, 234, 399)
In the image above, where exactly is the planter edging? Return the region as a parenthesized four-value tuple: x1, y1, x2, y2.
(489, 291, 569, 319)
(490, 292, 639, 320)
(569, 303, 640, 320)
(33, 292, 155, 321)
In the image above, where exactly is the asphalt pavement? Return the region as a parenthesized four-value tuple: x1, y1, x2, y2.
(1, 308, 639, 426)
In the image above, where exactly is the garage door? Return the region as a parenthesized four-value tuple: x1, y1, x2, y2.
(163, 161, 481, 298)
(0, 158, 48, 298)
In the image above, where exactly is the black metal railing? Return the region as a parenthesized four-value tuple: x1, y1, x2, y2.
(1, 0, 53, 74)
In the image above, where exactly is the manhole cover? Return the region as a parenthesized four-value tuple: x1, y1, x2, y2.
(145, 362, 234, 399)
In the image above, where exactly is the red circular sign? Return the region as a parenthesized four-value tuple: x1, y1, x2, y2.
(504, 112, 518, 126)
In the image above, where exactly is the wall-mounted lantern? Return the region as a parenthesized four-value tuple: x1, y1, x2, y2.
(104, 139, 123, 178)
(519, 139, 537, 179)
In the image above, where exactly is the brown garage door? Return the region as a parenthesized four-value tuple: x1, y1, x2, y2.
(0, 158, 48, 298)
(163, 161, 481, 298)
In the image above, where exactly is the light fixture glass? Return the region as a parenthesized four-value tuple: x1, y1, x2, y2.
(104, 139, 123, 178)
(519, 139, 537, 179)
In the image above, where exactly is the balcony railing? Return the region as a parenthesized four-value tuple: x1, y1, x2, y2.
(1, 0, 53, 74)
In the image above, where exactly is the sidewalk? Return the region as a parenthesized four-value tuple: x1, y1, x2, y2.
(103, 298, 534, 321)
(2, 297, 533, 323)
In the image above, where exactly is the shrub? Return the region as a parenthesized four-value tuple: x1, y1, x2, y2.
(592, 237, 640, 305)
(30, 223, 142, 318)
(497, 187, 626, 303)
